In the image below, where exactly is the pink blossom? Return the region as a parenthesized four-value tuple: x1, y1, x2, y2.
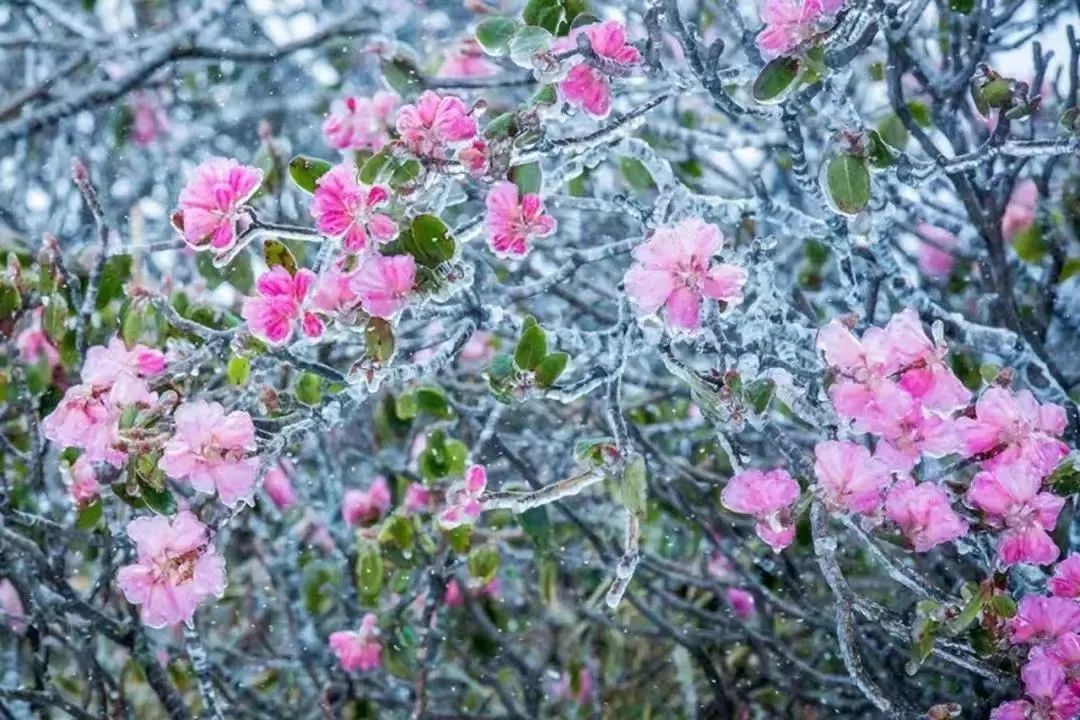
(310, 265, 360, 315)
(813, 440, 892, 515)
(556, 21, 641, 117)
(725, 588, 757, 619)
(349, 253, 416, 320)
(404, 482, 432, 514)
(915, 223, 959, 279)
(884, 478, 968, 552)
(624, 218, 747, 333)
(1021, 652, 1080, 719)
(322, 92, 399, 152)
(395, 91, 477, 159)
(116, 511, 227, 628)
(1011, 596, 1080, 644)
(755, 0, 845, 60)
(83, 336, 166, 406)
(439, 464, 487, 530)
(176, 157, 262, 252)
(241, 267, 324, 345)
(66, 457, 101, 508)
(1050, 556, 1080, 598)
(159, 401, 258, 508)
(720, 468, 800, 551)
(329, 613, 382, 671)
(310, 164, 397, 253)
(42, 384, 125, 467)
(484, 181, 558, 258)
(458, 140, 488, 177)
(553, 667, 594, 704)
(131, 91, 169, 146)
(1050, 632, 1080, 666)
(438, 38, 498, 78)
(967, 462, 1063, 567)
(444, 577, 500, 607)
(954, 388, 1068, 476)
(342, 476, 392, 526)
(990, 700, 1033, 720)
(15, 308, 59, 368)
(1003, 180, 1039, 243)
(0, 579, 26, 634)
(263, 463, 296, 510)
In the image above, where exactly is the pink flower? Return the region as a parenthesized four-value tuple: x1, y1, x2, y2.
(725, 588, 757, 619)
(15, 308, 59, 368)
(176, 157, 262, 252)
(954, 388, 1068, 477)
(404, 482, 432, 514)
(556, 21, 641, 117)
(131, 91, 169, 146)
(116, 511, 227, 628)
(66, 457, 101, 508)
(395, 91, 477, 160)
(1050, 556, 1080, 598)
(438, 38, 498, 78)
(1011, 595, 1080, 644)
(990, 700, 1032, 720)
(42, 384, 125, 467)
(624, 218, 746, 332)
(884, 478, 968, 552)
(263, 463, 296, 510)
(83, 336, 166, 407)
(916, 223, 958, 279)
(322, 92, 399, 152)
(159, 401, 258, 508)
(720, 468, 800, 551)
(484, 181, 558, 259)
(443, 577, 500, 607)
(342, 476, 392, 526)
(755, 0, 844, 60)
(813, 440, 892, 515)
(241, 267, 325, 345)
(1003, 180, 1039, 243)
(0, 579, 26, 634)
(310, 164, 397, 253)
(349, 254, 416, 320)
(1021, 651, 1080, 719)
(458, 140, 488, 177)
(439, 464, 487, 530)
(967, 462, 1063, 567)
(329, 613, 381, 671)
(310, 266, 360, 315)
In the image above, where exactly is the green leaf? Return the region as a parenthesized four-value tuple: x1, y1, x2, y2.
(0, 281, 20, 319)
(379, 515, 415, 550)
(485, 113, 517, 140)
(381, 57, 424, 96)
(96, 254, 132, 309)
(488, 354, 515, 381)
(539, 557, 558, 605)
(468, 546, 500, 583)
(511, 162, 542, 195)
(287, 155, 333, 194)
(949, 0, 974, 12)
(76, 500, 103, 530)
(445, 525, 472, 554)
(1013, 224, 1046, 263)
(140, 483, 178, 515)
(476, 17, 519, 56)
(825, 154, 871, 215)
(1060, 257, 1080, 282)
(621, 455, 648, 518)
(295, 372, 323, 406)
(514, 324, 547, 371)
(519, 506, 551, 548)
(406, 214, 455, 267)
(227, 355, 250, 386)
(753, 57, 800, 104)
(534, 352, 568, 388)
(620, 157, 654, 191)
(390, 159, 423, 189)
(356, 545, 384, 602)
(415, 386, 453, 419)
(981, 79, 1012, 108)
(522, 0, 586, 35)
(366, 317, 396, 363)
(42, 294, 68, 344)
(196, 250, 254, 292)
(744, 378, 775, 414)
(877, 115, 909, 150)
(263, 239, 299, 275)
(360, 149, 394, 185)
(945, 593, 984, 636)
(508, 26, 553, 68)
(990, 595, 1017, 619)
(907, 101, 932, 127)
